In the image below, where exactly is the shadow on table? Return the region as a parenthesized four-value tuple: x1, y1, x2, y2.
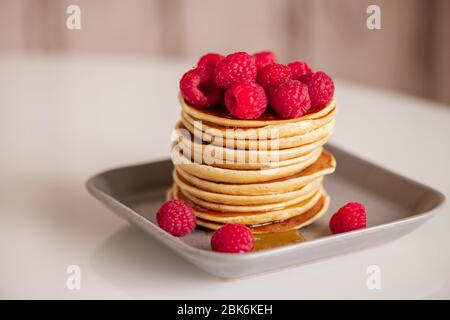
(91, 225, 221, 294)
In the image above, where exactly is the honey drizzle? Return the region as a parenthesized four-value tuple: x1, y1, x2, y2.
(253, 230, 305, 251)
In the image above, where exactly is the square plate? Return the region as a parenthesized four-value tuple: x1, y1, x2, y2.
(86, 144, 445, 278)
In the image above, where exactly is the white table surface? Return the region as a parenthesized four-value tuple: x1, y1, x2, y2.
(0, 55, 449, 299)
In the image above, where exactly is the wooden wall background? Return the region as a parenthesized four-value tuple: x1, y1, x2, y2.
(1, 0, 449, 105)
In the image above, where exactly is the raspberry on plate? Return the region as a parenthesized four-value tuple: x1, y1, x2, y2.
(254, 51, 277, 71)
(179, 67, 222, 108)
(197, 53, 224, 71)
(157, 200, 196, 237)
(329, 202, 366, 234)
(214, 52, 257, 89)
(300, 71, 334, 111)
(211, 224, 255, 253)
(288, 61, 313, 80)
(269, 80, 311, 119)
(224, 81, 267, 120)
(257, 63, 292, 91)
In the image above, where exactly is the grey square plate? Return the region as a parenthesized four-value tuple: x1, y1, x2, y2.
(86, 144, 445, 278)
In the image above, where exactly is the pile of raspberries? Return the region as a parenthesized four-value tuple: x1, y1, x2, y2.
(179, 51, 334, 120)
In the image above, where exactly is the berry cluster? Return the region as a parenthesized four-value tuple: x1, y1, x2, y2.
(179, 51, 335, 120)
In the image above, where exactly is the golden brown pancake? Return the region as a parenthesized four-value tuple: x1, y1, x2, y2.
(171, 184, 323, 225)
(179, 92, 336, 128)
(171, 146, 323, 184)
(176, 181, 320, 212)
(178, 143, 322, 170)
(180, 118, 335, 150)
(174, 149, 335, 194)
(174, 169, 322, 206)
(167, 187, 329, 234)
(181, 104, 337, 139)
(196, 194, 329, 234)
(176, 129, 331, 163)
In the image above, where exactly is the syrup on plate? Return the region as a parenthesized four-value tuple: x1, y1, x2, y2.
(253, 230, 305, 251)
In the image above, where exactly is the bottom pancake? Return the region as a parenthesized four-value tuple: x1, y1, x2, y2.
(166, 187, 329, 234)
(196, 194, 329, 234)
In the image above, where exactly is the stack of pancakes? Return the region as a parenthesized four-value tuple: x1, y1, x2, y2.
(168, 94, 337, 234)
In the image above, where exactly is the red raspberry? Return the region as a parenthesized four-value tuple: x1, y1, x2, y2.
(288, 61, 313, 80)
(157, 200, 196, 237)
(300, 71, 335, 110)
(197, 53, 224, 71)
(254, 51, 277, 71)
(214, 52, 257, 89)
(329, 202, 366, 234)
(225, 82, 267, 120)
(211, 224, 254, 253)
(269, 80, 311, 119)
(257, 63, 292, 91)
(179, 67, 222, 108)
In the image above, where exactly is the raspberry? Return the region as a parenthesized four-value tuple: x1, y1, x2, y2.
(257, 63, 292, 91)
(211, 224, 254, 253)
(197, 53, 224, 71)
(224, 82, 267, 120)
(179, 67, 222, 108)
(269, 80, 311, 119)
(329, 202, 366, 234)
(156, 200, 196, 237)
(300, 71, 334, 111)
(288, 61, 313, 80)
(214, 52, 257, 89)
(254, 51, 277, 71)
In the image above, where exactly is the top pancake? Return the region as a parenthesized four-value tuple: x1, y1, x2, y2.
(181, 104, 337, 140)
(179, 92, 337, 128)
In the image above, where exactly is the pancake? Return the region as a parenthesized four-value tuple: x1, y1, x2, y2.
(179, 92, 336, 128)
(172, 145, 323, 184)
(170, 184, 325, 225)
(176, 181, 320, 212)
(174, 149, 335, 195)
(181, 105, 337, 140)
(180, 118, 335, 150)
(181, 144, 323, 170)
(174, 169, 322, 205)
(188, 149, 315, 170)
(177, 129, 331, 163)
(195, 194, 330, 234)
